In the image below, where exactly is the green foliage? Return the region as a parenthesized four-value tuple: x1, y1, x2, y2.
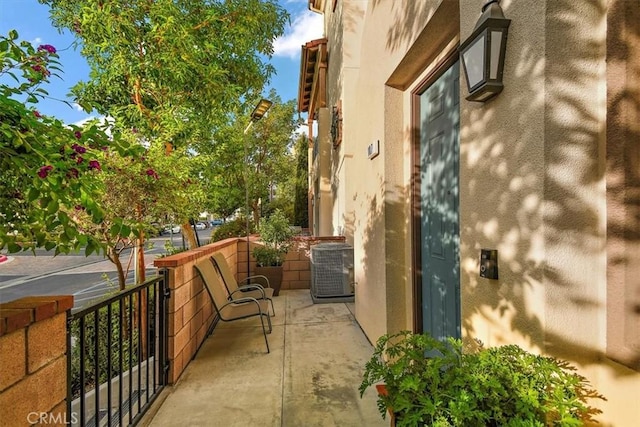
(211, 217, 254, 242)
(359, 331, 606, 427)
(159, 239, 187, 257)
(40, 0, 290, 148)
(70, 300, 138, 399)
(252, 209, 295, 266)
(39, 0, 289, 253)
(203, 91, 303, 224)
(0, 31, 142, 255)
(293, 133, 309, 228)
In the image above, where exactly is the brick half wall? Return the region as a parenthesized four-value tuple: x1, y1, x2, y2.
(0, 296, 73, 427)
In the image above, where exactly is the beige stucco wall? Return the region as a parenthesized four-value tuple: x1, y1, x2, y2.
(324, 0, 448, 342)
(459, 0, 547, 348)
(316, 1, 640, 424)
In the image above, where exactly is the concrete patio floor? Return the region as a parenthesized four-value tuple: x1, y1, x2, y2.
(140, 289, 388, 427)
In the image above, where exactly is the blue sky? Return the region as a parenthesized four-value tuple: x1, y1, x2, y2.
(0, 0, 323, 124)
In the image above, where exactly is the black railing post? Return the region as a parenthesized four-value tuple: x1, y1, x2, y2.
(159, 268, 170, 384)
(66, 311, 72, 426)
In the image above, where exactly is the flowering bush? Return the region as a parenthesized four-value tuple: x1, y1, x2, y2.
(0, 30, 140, 254)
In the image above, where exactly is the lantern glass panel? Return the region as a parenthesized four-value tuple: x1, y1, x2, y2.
(489, 30, 503, 79)
(462, 33, 486, 90)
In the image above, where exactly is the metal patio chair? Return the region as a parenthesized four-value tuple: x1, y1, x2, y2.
(194, 258, 272, 353)
(210, 252, 276, 317)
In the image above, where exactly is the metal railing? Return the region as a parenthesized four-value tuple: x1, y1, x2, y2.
(67, 274, 168, 426)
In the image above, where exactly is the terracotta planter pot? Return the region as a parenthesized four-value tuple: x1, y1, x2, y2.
(254, 265, 283, 296)
(375, 384, 397, 427)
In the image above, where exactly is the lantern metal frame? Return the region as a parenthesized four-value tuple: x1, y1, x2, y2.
(459, 0, 511, 102)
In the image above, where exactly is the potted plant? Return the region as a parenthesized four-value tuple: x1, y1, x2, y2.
(359, 331, 605, 427)
(252, 209, 296, 296)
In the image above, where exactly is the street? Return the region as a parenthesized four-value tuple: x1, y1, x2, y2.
(0, 228, 214, 308)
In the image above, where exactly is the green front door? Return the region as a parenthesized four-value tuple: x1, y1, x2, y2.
(419, 61, 461, 340)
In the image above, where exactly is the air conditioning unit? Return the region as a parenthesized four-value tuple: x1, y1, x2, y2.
(310, 243, 354, 303)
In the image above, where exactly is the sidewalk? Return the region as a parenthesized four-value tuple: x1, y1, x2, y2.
(141, 290, 387, 427)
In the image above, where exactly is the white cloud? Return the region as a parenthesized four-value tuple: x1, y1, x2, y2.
(273, 11, 324, 59)
(72, 116, 103, 128)
(72, 103, 84, 112)
(30, 37, 42, 45)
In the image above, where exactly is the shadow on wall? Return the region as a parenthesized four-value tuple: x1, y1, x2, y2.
(371, 0, 438, 54)
(455, 0, 639, 374)
(352, 1, 638, 379)
(358, 178, 410, 336)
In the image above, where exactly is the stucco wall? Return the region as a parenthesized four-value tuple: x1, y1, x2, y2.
(460, 0, 548, 350)
(327, 0, 461, 345)
(317, 0, 640, 425)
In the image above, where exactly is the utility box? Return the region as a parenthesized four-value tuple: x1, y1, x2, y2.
(310, 243, 354, 303)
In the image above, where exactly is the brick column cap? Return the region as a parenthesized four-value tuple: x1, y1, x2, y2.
(0, 296, 73, 336)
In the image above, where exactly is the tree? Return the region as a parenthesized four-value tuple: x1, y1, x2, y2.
(40, 0, 289, 254)
(201, 91, 302, 229)
(293, 133, 309, 228)
(72, 142, 203, 288)
(0, 31, 140, 255)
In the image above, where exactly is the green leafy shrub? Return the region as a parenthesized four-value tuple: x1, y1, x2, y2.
(69, 300, 139, 399)
(252, 209, 295, 266)
(359, 331, 606, 427)
(211, 217, 254, 242)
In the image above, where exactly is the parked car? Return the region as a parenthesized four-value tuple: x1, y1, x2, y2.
(195, 222, 207, 230)
(210, 219, 224, 227)
(163, 225, 181, 234)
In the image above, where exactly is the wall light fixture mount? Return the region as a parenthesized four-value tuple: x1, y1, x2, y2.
(459, 0, 511, 102)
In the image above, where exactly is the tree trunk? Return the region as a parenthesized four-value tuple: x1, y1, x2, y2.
(252, 200, 260, 229)
(182, 220, 198, 249)
(107, 247, 127, 290)
(136, 234, 146, 284)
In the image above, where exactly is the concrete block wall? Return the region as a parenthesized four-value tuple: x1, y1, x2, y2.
(154, 235, 345, 384)
(281, 236, 346, 291)
(153, 238, 238, 384)
(0, 296, 73, 427)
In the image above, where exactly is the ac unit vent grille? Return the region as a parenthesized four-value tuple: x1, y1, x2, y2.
(310, 243, 354, 302)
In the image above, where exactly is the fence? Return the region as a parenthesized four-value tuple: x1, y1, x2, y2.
(67, 275, 168, 426)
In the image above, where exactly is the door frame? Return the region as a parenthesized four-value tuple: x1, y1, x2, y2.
(411, 49, 460, 333)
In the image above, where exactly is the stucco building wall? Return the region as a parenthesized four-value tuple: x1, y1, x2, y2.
(308, 1, 640, 424)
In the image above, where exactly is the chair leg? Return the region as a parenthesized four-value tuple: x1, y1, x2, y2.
(265, 312, 272, 333)
(259, 315, 270, 353)
(269, 298, 275, 317)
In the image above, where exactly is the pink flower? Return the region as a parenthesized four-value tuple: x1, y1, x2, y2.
(88, 160, 101, 171)
(145, 168, 159, 179)
(71, 143, 86, 154)
(67, 168, 79, 179)
(74, 131, 82, 139)
(74, 205, 85, 211)
(75, 156, 84, 164)
(33, 110, 42, 118)
(37, 44, 57, 54)
(31, 64, 43, 72)
(38, 165, 53, 178)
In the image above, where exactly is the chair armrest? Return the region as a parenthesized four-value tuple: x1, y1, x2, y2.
(239, 275, 271, 288)
(230, 285, 266, 299)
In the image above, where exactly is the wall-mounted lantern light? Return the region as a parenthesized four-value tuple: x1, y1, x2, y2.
(459, 0, 511, 102)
